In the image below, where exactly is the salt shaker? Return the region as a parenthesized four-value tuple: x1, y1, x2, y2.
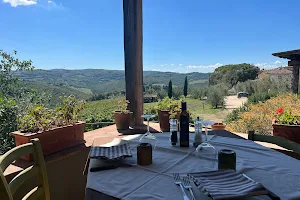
(193, 117, 202, 147)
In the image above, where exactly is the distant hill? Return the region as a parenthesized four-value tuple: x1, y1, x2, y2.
(16, 69, 210, 93)
(22, 80, 90, 107)
(258, 66, 292, 78)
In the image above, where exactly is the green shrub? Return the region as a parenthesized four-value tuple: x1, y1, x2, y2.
(248, 92, 277, 104)
(18, 96, 85, 133)
(224, 104, 249, 123)
(157, 97, 181, 118)
(0, 96, 18, 154)
(144, 105, 158, 121)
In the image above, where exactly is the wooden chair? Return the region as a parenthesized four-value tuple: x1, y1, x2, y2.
(248, 130, 300, 157)
(0, 138, 50, 200)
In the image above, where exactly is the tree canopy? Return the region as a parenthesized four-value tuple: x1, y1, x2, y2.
(209, 63, 260, 87)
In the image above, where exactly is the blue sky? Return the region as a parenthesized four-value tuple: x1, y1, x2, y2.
(1, 0, 300, 73)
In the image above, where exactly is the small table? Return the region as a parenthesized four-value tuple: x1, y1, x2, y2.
(86, 131, 300, 200)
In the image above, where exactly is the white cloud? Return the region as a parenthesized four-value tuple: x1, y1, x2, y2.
(170, 64, 174, 66)
(3, 0, 65, 10)
(254, 61, 284, 69)
(274, 60, 281, 64)
(3, 0, 37, 7)
(179, 64, 182, 66)
(185, 63, 223, 69)
(44, 0, 64, 10)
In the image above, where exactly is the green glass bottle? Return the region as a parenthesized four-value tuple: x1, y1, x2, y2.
(179, 102, 189, 147)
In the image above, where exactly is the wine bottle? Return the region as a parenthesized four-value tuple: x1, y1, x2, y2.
(180, 102, 189, 147)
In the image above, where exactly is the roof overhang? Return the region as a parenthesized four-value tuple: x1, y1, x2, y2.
(272, 49, 300, 60)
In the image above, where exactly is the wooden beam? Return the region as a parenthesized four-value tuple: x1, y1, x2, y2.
(289, 60, 300, 66)
(289, 60, 300, 94)
(123, 0, 143, 125)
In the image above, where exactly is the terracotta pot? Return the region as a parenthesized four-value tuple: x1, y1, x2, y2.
(158, 110, 171, 132)
(114, 112, 132, 130)
(272, 123, 300, 144)
(212, 122, 226, 130)
(11, 121, 85, 161)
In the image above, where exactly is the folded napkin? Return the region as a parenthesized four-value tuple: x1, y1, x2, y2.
(89, 141, 132, 160)
(188, 170, 268, 200)
(286, 191, 300, 200)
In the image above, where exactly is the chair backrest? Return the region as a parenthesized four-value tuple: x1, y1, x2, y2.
(248, 131, 300, 156)
(0, 138, 50, 200)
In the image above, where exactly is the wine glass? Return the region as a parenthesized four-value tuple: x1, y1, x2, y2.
(139, 114, 156, 148)
(201, 120, 215, 143)
(195, 120, 218, 169)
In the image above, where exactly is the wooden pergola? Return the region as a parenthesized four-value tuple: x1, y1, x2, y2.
(273, 49, 300, 94)
(123, 0, 143, 126)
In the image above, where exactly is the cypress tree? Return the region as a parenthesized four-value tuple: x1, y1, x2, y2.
(168, 80, 173, 98)
(184, 76, 188, 97)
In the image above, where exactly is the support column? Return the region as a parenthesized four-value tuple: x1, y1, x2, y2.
(289, 60, 300, 94)
(123, 0, 143, 125)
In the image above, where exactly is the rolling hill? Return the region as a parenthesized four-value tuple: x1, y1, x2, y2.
(16, 69, 210, 93)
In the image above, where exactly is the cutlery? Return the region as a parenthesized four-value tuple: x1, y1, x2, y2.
(182, 176, 195, 200)
(173, 173, 190, 200)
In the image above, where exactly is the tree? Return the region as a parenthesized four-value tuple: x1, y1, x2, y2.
(0, 95, 17, 154)
(172, 87, 183, 100)
(183, 76, 188, 97)
(0, 50, 34, 97)
(157, 90, 167, 100)
(168, 80, 172, 98)
(0, 50, 34, 153)
(209, 63, 260, 87)
(207, 86, 225, 108)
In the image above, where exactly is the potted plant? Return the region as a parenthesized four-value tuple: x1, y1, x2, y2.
(157, 97, 181, 132)
(272, 107, 300, 143)
(114, 99, 132, 130)
(11, 96, 85, 160)
(212, 122, 226, 130)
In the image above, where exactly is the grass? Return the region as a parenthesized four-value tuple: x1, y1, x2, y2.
(189, 79, 208, 84)
(79, 97, 228, 130)
(144, 98, 227, 121)
(71, 87, 93, 95)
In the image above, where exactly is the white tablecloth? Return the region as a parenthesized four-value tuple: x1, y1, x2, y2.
(86, 133, 300, 200)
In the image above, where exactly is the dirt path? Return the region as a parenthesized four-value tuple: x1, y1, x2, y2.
(224, 96, 247, 110)
(199, 96, 247, 122)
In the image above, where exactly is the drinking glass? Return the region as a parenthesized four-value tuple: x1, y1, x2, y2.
(139, 114, 156, 148)
(195, 120, 218, 169)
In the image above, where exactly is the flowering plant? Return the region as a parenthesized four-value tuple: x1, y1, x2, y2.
(117, 99, 130, 113)
(226, 93, 300, 134)
(275, 107, 300, 125)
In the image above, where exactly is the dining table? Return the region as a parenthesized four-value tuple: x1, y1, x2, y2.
(85, 130, 300, 200)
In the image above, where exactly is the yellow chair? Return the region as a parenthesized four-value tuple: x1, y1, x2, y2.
(0, 138, 50, 200)
(248, 130, 300, 157)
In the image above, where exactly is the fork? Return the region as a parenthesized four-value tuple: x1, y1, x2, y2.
(173, 173, 190, 200)
(182, 176, 196, 200)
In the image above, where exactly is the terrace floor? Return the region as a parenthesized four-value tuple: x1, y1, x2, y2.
(4, 122, 292, 200)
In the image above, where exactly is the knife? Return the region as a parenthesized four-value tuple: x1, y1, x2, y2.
(90, 165, 119, 172)
(90, 162, 134, 172)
